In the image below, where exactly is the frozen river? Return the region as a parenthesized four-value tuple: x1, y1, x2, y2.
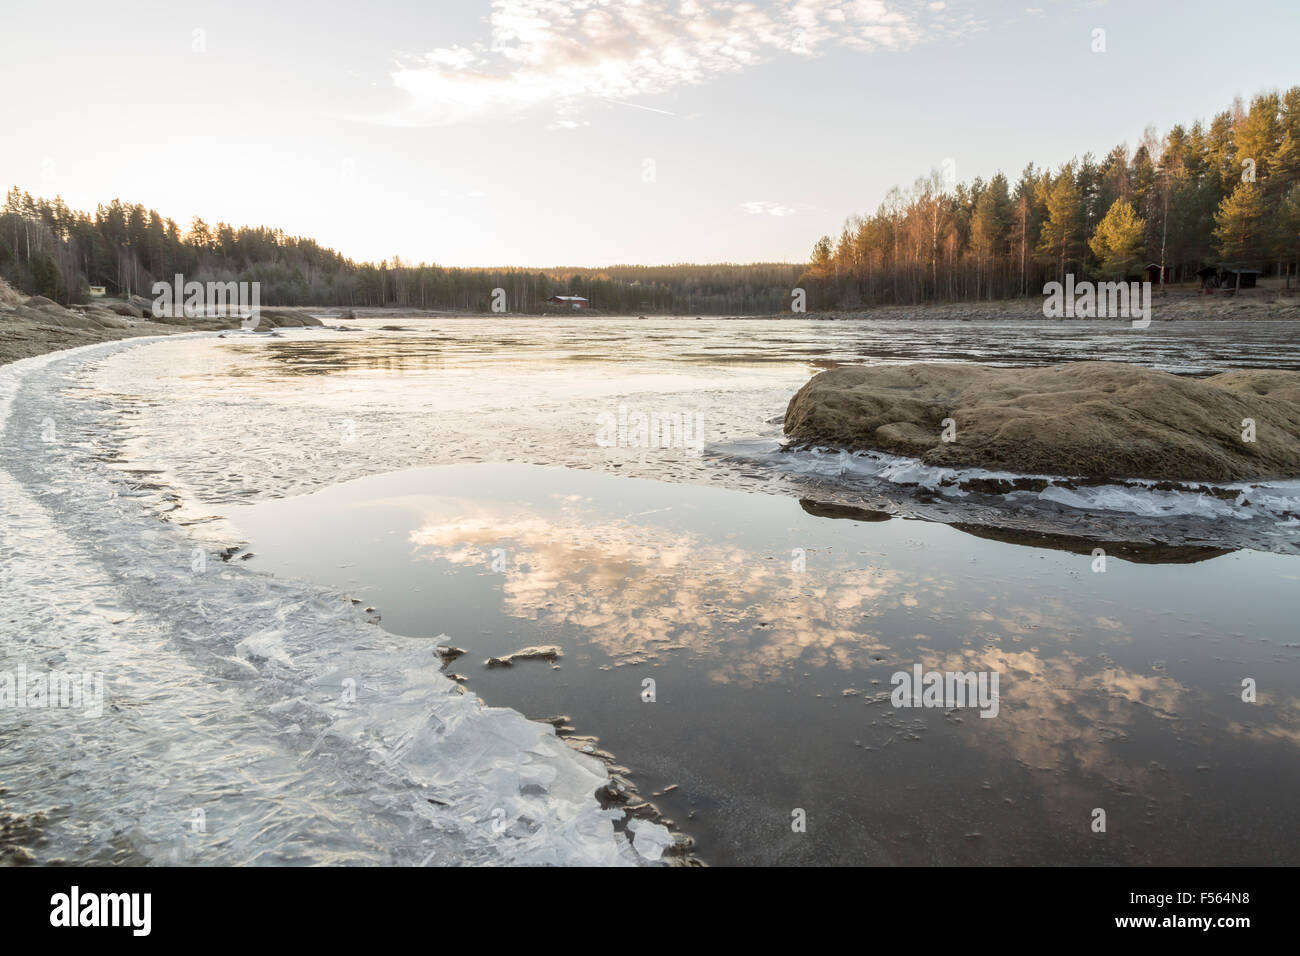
(2, 315, 1299, 865)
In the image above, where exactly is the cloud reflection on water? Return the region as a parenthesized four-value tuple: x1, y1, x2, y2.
(400, 492, 1218, 790)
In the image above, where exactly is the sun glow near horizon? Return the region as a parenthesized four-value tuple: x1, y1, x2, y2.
(2, 0, 1297, 267)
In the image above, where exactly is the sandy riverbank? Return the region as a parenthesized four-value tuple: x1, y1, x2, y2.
(0, 278, 333, 365)
(790, 282, 1300, 322)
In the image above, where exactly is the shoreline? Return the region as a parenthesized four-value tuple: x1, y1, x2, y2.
(322, 289, 1300, 322)
(6, 283, 1300, 368)
(0, 337, 670, 865)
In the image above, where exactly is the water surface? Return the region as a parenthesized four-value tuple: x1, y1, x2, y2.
(72, 315, 1300, 865)
(230, 462, 1300, 865)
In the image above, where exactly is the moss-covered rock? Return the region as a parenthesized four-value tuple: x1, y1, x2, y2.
(783, 361, 1300, 482)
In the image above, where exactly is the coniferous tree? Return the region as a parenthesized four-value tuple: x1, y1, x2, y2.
(1090, 199, 1146, 279)
(1214, 182, 1266, 264)
(1037, 166, 1081, 281)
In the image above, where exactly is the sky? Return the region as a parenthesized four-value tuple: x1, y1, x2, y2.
(1, 0, 1296, 267)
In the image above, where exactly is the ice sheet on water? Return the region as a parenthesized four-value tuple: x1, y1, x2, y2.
(0, 335, 640, 865)
(627, 818, 675, 862)
(711, 439, 1300, 553)
(1032, 483, 1249, 519)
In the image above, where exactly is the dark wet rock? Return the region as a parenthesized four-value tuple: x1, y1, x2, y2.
(958, 476, 1052, 495)
(799, 498, 892, 522)
(259, 309, 325, 328)
(485, 644, 562, 667)
(1147, 480, 1241, 501)
(435, 645, 466, 664)
(596, 781, 630, 806)
(538, 714, 575, 735)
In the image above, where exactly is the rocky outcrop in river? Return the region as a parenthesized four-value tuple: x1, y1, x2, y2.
(784, 361, 1300, 482)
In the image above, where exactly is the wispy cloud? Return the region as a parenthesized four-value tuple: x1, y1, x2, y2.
(742, 200, 813, 216)
(379, 0, 967, 126)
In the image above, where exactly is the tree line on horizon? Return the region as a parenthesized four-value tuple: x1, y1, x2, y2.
(798, 87, 1300, 308)
(0, 190, 799, 314)
(8, 87, 1296, 317)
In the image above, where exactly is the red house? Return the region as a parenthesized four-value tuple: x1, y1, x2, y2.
(546, 295, 589, 310)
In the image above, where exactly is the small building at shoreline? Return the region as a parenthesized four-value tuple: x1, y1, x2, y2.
(546, 295, 589, 311)
(1143, 264, 1171, 285)
(1219, 267, 1260, 289)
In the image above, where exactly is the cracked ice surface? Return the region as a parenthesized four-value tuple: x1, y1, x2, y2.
(0, 336, 635, 865)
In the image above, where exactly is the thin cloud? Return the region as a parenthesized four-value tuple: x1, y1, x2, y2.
(378, 0, 968, 126)
(601, 98, 677, 116)
(742, 200, 813, 216)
